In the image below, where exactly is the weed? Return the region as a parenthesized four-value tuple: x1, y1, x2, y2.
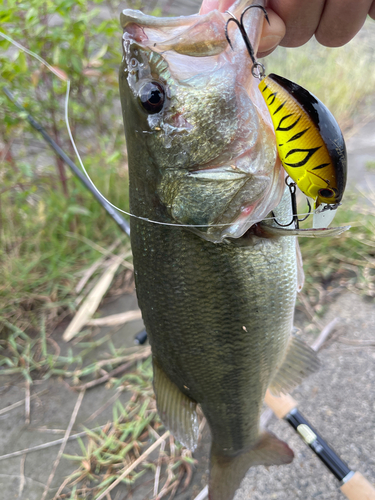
(296, 190, 375, 322)
(56, 358, 197, 500)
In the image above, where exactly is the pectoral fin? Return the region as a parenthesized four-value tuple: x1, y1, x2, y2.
(153, 361, 199, 451)
(268, 333, 320, 396)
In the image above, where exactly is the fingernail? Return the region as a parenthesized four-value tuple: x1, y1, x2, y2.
(258, 35, 282, 53)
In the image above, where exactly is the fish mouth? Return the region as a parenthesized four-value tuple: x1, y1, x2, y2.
(121, 0, 265, 62)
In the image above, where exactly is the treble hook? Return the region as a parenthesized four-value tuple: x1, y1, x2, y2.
(272, 177, 312, 229)
(225, 4, 269, 79)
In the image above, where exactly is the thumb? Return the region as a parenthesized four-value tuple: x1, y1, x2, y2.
(258, 8, 286, 57)
(199, 0, 235, 15)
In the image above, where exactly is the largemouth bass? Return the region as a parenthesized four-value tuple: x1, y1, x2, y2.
(119, 1, 320, 498)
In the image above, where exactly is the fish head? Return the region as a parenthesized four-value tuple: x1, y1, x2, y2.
(119, 0, 284, 243)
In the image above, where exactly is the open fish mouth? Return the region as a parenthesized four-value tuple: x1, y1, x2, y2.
(120, 0, 285, 243)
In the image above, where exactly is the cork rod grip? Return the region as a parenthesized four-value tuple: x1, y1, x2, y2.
(340, 472, 375, 500)
(264, 390, 297, 419)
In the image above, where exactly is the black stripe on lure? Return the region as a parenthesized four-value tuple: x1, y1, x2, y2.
(225, 6, 347, 230)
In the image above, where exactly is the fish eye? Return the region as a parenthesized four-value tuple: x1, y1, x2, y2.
(138, 81, 165, 114)
(318, 188, 335, 198)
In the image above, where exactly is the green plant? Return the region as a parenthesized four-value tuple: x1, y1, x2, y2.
(0, 0, 134, 336)
(0, 0, 124, 193)
(58, 357, 196, 500)
(297, 190, 375, 319)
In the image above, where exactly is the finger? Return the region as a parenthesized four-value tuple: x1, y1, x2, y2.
(258, 8, 286, 57)
(315, 0, 373, 47)
(199, 0, 219, 15)
(370, 0, 375, 19)
(199, 0, 234, 14)
(269, 0, 326, 47)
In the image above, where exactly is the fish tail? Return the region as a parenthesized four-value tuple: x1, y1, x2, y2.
(209, 431, 294, 500)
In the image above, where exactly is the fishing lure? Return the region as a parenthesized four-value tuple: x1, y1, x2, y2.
(226, 6, 347, 227)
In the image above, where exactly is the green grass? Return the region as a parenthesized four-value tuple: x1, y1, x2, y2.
(298, 191, 375, 307)
(0, 162, 130, 335)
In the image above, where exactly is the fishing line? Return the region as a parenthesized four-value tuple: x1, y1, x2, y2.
(1, 31, 312, 230)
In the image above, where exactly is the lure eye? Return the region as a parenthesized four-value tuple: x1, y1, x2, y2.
(138, 82, 165, 114)
(318, 188, 335, 199)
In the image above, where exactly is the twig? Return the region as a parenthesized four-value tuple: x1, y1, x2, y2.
(167, 470, 183, 500)
(311, 317, 340, 351)
(148, 425, 161, 441)
(298, 293, 324, 330)
(94, 348, 149, 368)
(0, 389, 48, 416)
(181, 459, 194, 492)
(0, 428, 105, 462)
(25, 379, 30, 425)
(66, 232, 128, 260)
(193, 486, 209, 500)
(96, 431, 170, 500)
(18, 454, 26, 498)
(75, 239, 122, 294)
(155, 474, 173, 500)
(73, 348, 151, 390)
(154, 440, 166, 497)
(198, 416, 206, 435)
(28, 428, 67, 434)
(66, 234, 133, 271)
(86, 309, 142, 326)
(63, 253, 126, 342)
(337, 338, 375, 346)
(53, 475, 72, 500)
(42, 390, 85, 500)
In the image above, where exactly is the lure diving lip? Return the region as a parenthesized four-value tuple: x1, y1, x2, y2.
(259, 74, 347, 209)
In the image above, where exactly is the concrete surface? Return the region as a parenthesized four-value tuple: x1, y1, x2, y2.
(1, 290, 374, 500)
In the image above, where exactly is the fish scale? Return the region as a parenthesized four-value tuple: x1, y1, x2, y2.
(131, 189, 297, 453)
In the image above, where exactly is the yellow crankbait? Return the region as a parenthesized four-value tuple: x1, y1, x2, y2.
(225, 5, 347, 212)
(259, 74, 347, 208)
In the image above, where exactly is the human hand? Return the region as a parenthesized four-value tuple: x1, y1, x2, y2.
(199, 0, 375, 57)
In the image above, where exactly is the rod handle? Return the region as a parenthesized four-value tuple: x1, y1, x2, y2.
(340, 472, 375, 500)
(264, 390, 298, 419)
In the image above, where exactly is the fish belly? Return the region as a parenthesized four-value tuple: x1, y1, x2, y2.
(131, 217, 297, 453)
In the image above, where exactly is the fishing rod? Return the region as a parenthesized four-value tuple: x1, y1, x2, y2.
(3, 87, 131, 238)
(265, 391, 375, 500)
